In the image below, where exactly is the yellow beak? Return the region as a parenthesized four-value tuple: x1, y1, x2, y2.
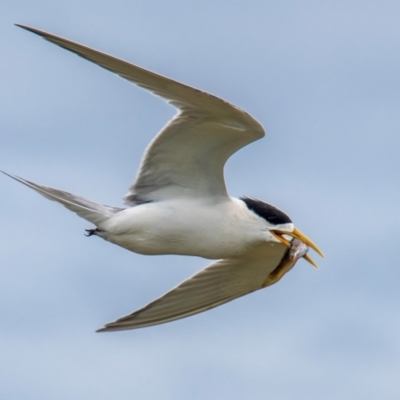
(270, 227, 324, 269)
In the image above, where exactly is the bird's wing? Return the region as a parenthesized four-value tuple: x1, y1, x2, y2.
(17, 25, 265, 204)
(98, 245, 288, 331)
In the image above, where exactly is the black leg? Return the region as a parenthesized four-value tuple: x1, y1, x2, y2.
(85, 228, 99, 237)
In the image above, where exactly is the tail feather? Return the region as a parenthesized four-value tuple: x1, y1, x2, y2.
(2, 172, 123, 225)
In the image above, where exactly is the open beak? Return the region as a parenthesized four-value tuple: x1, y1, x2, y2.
(270, 227, 324, 269)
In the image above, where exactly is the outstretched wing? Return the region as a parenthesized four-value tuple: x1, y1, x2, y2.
(98, 245, 288, 331)
(17, 25, 265, 204)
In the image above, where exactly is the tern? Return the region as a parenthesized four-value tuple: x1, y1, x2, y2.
(4, 25, 324, 331)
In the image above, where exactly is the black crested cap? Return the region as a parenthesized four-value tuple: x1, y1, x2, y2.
(241, 197, 292, 225)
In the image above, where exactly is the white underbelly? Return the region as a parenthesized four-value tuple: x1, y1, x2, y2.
(99, 198, 271, 259)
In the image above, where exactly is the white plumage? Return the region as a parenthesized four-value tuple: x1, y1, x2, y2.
(3, 25, 323, 331)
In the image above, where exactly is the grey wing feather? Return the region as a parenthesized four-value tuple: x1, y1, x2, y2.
(15, 24, 254, 115)
(16, 25, 265, 203)
(97, 251, 286, 332)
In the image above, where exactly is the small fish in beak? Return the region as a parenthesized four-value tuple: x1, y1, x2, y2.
(262, 238, 311, 288)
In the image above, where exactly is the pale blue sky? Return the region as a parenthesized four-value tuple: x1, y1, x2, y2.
(1, 1, 400, 399)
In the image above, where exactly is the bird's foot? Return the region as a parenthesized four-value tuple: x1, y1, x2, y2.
(85, 228, 100, 237)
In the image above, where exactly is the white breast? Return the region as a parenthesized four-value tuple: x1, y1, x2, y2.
(99, 197, 274, 259)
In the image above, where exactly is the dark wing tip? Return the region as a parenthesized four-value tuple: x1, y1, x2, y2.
(96, 323, 135, 333)
(15, 23, 36, 32)
(15, 24, 55, 41)
(96, 323, 116, 333)
(1, 170, 22, 182)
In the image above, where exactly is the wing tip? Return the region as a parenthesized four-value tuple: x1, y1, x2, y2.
(96, 323, 137, 333)
(15, 24, 54, 42)
(96, 316, 136, 332)
(15, 23, 36, 33)
(1, 170, 23, 183)
(96, 323, 119, 333)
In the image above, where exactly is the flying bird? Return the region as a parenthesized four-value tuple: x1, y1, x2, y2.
(4, 25, 324, 331)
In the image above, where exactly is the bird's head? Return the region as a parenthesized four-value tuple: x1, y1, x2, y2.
(241, 197, 324, 268)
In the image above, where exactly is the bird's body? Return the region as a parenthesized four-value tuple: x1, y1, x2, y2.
(4, 25, 324, 331)
(98, 197, 279, 259)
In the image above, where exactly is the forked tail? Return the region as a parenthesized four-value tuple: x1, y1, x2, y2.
(2, 172, 123, 226)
